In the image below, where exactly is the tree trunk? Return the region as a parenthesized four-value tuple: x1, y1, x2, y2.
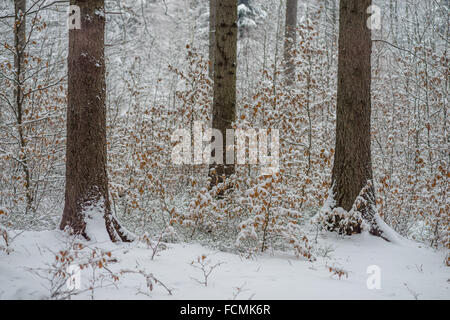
(61, 0, 129, 242)
(208, 0, 216, 79)
(330, 0, 385, 238)
(14, 0, 33, 214)
(209, 0, 237, 191)
(283, 0, 298, 86)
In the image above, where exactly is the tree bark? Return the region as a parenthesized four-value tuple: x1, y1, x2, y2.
(13, 0, 33, 214)
(330, 0, 384, 238)
(209, 0, 237, 191)
(283, 0, 298, 86)
(208, 0, 216, 79)
(61, 0, 129, 242)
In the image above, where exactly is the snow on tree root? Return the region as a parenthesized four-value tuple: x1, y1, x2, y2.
(313, 181, 405, 244)
(82, 198, 135, 244)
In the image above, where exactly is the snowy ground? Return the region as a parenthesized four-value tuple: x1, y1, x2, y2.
(0, 228, 448, 300)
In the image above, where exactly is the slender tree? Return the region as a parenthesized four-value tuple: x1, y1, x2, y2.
(283, 0, 298, 86)
(13, 0, 26, 104)
(209, 0, 237, 190)
(208, 0, 216, 78)
(60, 0, 129, 242)
(329, 0, 385, 238)
(13, 0, 33, 213)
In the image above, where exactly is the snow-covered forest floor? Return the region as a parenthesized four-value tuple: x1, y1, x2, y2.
(0, 0, 448, 302)
(1, 228, 447, 300)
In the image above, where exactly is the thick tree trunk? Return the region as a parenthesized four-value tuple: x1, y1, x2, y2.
(209, 0, 237, 191)
(283, 0, 298, 86)
(61, 0, 129, 242)
(330, 0, 384, 238)
(208, 0, 216, 79)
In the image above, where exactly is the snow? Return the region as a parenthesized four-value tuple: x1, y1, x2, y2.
(0, 229, 448, 300)
(373, 214, 406, 245)
(238, 4, 252, 16)
(94, 9, 105, 18)
(83, 198, 111, 243)
(84, 212, 110, 244)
